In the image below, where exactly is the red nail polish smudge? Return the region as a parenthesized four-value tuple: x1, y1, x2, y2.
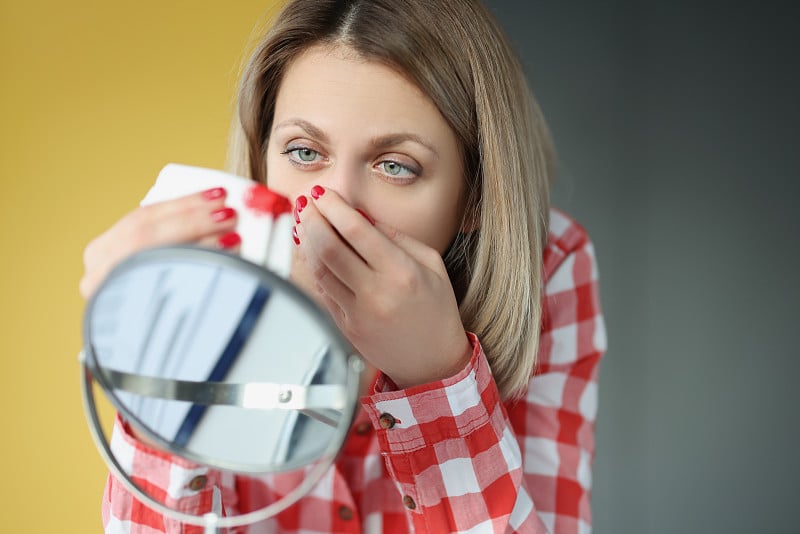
(244, 184, 292, 216)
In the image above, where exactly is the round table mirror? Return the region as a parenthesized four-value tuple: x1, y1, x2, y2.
(80, 246, 362, 532)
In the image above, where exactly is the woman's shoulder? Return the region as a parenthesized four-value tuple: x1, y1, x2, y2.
(543, 207, 597, 283)
(535, 208, 605, 369)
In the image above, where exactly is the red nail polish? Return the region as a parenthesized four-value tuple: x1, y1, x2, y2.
(310, 185, 325, 199)
(295, 195, 308, 213)
(217, 232, 241, 249)
(202, 187, 226, 200)
(293, 206, 301, 224)
(211, 207, 236, 223)
(356, 208, 375, 225)
(292, 226, 300, 245)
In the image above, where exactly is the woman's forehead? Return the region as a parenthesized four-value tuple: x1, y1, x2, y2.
(273, 44, 453, 142)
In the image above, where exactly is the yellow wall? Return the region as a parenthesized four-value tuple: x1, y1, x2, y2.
(0, 2, 280, 531)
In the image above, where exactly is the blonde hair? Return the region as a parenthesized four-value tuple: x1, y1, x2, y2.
(227, 0, 554, 400)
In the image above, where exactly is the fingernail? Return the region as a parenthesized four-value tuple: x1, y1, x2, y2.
(292, 226, 300, 245)
(295, 195, 308, 215)
(356, 208, 375, 225)
(211, 207, 236, 223)
(310, 185, 325, 199)
(202, 187, 226, 200)
(293, 205, 301, 224)
(217, 232, 241, 249)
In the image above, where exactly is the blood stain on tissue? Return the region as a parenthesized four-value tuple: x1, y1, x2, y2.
(244, 184, 292, 216)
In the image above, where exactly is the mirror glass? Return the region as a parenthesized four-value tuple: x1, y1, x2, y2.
(81, 246, 360, 525)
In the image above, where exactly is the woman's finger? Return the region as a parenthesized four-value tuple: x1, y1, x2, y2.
(371, 221, 449, 276)
(296, 196, 370, 293)
(306, 187, 407, 275)
(134, 192, 237, 247)
(80, 188, 237, 299)
(196, 231, 242, 252)
(313, 261, 355, 310)
(317, 282, 346, 321)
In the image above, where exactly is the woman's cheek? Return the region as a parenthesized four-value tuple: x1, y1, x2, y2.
(390, 214, 454, 254)
(264, 157, 294, 198)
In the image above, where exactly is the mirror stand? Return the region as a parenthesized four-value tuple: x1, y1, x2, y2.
(81, 350, 365, 532)
(79, 246, 363, 532)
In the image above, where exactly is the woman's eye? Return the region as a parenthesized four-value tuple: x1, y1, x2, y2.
(282, 146, 320, 164)
(378, 160, 414, 177)
(293, 147, 318, 162)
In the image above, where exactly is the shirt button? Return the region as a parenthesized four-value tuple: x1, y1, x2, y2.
(402, 495, 416, 510)
(188, 475, 207, 491)
(338, 505, 354, 521)
(378, 413, 396, 429)
(355, 421, 372, 435)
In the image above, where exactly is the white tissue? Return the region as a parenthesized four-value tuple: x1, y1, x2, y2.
(141, 163, 293, 277)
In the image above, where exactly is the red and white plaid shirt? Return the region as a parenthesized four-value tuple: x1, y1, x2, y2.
(102, 209, 606, 533)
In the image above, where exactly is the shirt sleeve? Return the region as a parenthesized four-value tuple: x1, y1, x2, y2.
(360, 335, 548, 533)
(101, 415, 240, 533)
(360, 219, 606, 534)
(506, 231, 606, 533)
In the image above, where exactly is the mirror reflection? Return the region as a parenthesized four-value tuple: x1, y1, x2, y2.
(84, 249, 355, 477)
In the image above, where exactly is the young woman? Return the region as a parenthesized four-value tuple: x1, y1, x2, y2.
(82, 1, 606, 532)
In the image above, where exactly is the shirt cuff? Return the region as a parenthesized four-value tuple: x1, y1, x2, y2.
(359, 332, 504, 454)
(109, 414, 228, 506)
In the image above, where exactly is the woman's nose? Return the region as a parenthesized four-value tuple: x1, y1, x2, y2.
(314, 160, 364, 207)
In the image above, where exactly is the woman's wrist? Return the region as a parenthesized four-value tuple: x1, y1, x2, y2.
(387, 332, 473, 390)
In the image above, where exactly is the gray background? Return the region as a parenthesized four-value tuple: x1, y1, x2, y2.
(484, 1, 800, 532)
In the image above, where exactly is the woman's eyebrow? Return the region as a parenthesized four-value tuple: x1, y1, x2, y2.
(274, 119, 438, 158)
(273, 118, 329, 143)
(370, 133, 439, 159)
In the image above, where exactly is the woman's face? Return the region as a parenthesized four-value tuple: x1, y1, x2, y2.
(265, 44, 467, 287)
